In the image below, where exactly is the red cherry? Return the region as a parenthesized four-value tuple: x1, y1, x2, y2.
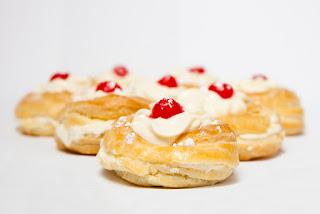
(150, 98, 184, 119)
(157, 75, 178, 88)
(50, 72, 69, 81)
(96, 81, 122, 93)
(208, 83, 234, 99)
(252, 74, 268, 80)
(113, 66, 128, 77)
(189, 66, 206, 74)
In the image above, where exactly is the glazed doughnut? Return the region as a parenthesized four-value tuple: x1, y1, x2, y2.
(15, 73, 92, 136)
(237, 74, 304, 135)
(98, 98, 239, 188)
(55, 82, 150, 155)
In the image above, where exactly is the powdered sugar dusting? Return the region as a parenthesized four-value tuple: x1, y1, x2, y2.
(125, 132, 136, 144)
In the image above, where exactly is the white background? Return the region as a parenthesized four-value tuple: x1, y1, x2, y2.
(0, 0, 319, 213)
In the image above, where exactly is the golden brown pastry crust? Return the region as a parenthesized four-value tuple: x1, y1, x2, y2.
(59, 94, 150, 121)
(219, 102, 284, 161)
(98, 116, 239, 188)
(237, 131, 284, 161)
(56, 136, 100, 155)
(219, 103, 271, 135)
(55, 94, 150, 155)
(18, 117, 57, 136)
(246, 88, 304, 135)
(15, 92, 72, 136)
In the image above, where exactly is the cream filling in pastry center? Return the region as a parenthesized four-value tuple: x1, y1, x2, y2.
(56, 119, 114, 147)
(131, 109, 218, 145)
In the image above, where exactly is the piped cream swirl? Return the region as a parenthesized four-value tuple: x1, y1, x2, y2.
(72, 87, 125, 101)
(127, 82, 183, 101)
(94, 70, 141, 87)
(131, 109, 219, 145)
(176, 88, 247, 117)
(171, 69, 217, 87)
(237, 79, 277, 94)
(35, 76, 92, 94)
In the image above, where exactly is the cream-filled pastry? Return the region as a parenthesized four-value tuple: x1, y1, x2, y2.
(176, 83, 285, 161)
(170, 66, 217, 88)
(55, 81, 150, 155)
(15, 72, 93, 136)
(236, 74, 304, 135)
(98, 98, 239, 188)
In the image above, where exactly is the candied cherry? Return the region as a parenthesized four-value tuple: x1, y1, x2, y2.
(252, 74, 268, 80)
(157, 75, 178, 88)
(149, 98, 184, 119)
(96, 81, 122, 93)
(113, 66, 128, 77)
(50, 72, 69, 81)
(189, 66, 206, 74)
(208, 83, 234, 99)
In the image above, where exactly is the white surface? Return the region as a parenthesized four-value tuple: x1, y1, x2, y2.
(1, 0, 320, 213)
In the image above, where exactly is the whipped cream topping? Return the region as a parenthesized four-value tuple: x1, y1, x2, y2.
(56, 119, 113, 147)
(171, 69, 217, 87)
(237, 78, 277, 94)
(35, 76, 92, 94)
(176, 88, 247, 117)
(94, 70, 141, 87)
(72, 87, 124, 102)
(239, 114, 283, 140)
(127, 81, 183, 101)
(131, 109, 218, 145)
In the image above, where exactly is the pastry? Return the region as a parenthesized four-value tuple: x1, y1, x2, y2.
(55, 80, 150, 155)
(98, 98, 239, 188)
(237, 74, 304, 135)
(15, 72, 92, 136)
(176, 83, 285, 161)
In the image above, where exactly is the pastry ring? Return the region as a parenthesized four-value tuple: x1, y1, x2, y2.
(15, 92, 72, 136)
(237, 75, 304, 135)
(98, 98, 239, 188)
(220, 102, 285, 161)
(55, 94, 150, 155)
(175, 86, 285, 161)
(246, 88, 303, 136)
(15, 72, 92, 136)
